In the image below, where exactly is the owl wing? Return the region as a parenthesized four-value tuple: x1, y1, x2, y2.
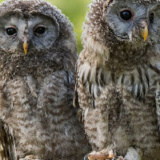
(0, 120, 16, 160)
(73, 53, 105, 110)
(73, 62, 85, 123)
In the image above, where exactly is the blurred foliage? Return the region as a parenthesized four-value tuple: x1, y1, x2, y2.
(0, 0, 91, 53)
(48, 0, 91, 53)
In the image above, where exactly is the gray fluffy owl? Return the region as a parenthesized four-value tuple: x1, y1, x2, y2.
(74, 0, 160, 159)
(0, 0, 91, 159)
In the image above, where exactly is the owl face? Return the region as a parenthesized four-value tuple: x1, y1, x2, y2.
(105, 0, 160, 44)
(0, 12, 59, 54)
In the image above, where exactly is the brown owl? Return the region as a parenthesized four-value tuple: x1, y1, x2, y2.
(0, 0, 91, 159)
(74, 0, 160, 159)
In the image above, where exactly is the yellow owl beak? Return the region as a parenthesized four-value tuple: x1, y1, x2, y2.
(140, 22, 148, 41)
(23, 35, 28, 55)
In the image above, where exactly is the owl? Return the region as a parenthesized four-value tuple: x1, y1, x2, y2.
(74, 0, 160, 159)
(0, 0, 91, 159)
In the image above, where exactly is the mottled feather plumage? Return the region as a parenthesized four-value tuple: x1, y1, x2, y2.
(0, 0, 91, 159)
(75, 0, 160, 159)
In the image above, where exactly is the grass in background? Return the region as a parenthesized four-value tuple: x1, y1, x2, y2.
(48, 0, 91, 53)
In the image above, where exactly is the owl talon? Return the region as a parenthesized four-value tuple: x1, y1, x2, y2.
(20, 155, 37, 160)
(84, 153, 89, 160)
(88, 150, 115, 160)
(112, 156, 125, 160)
(20, 156, 43, 160)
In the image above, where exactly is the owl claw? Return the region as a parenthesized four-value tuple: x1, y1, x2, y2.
(20, 155, 39, 160)
(88, 150, 115, 160)
(84, 153, 89, 160)
(112, 156, 125, 160)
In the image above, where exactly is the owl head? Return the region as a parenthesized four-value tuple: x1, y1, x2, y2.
(0, 0, 76, 56)
(83, 0, 160, 54)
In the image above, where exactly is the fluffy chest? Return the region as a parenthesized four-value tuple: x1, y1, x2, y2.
(0, 70, 69, 121)
(78, 59, 159, 101)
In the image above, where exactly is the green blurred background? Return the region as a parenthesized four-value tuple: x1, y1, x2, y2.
(48, 0, 91, 52)
(0, 0, 91, 53)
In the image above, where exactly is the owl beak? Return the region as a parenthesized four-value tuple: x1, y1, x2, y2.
(140, 21, 148, 41)
(23, 35, 28, 55)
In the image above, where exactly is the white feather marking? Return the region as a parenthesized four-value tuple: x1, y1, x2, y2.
(129, 31, 133, 41)
(84, 108, 89, 120)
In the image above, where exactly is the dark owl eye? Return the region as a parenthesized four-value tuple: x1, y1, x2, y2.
(34, 27, 46, 34)
(149, 13, 154, 24)
(120, 10, 132, 21)
(6, 27, 17, 35)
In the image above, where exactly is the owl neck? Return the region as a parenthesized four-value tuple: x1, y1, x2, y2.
(105, 42, 152, 71)
(83, 41, 155, 73)
(0, 51, 63, 80)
